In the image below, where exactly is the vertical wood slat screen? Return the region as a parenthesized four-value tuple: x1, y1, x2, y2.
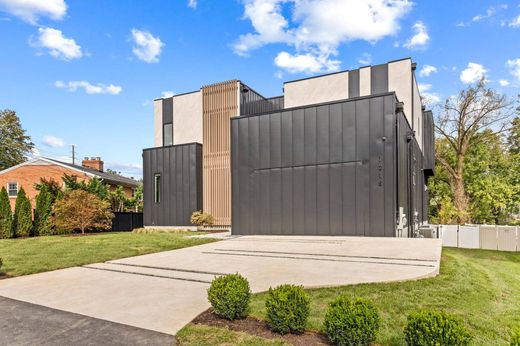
(202, 80, 239, 226)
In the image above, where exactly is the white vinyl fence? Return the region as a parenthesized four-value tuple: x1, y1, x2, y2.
(435, 225, 519, 252)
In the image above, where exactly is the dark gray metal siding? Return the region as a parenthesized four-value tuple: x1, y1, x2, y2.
(231, 93, 398, 236)
(240, 82, 284, 116)
(143, 143, 202, 226)
(162, 97, 173, 124)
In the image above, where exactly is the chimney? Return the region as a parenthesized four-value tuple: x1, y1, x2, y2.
(82, 156, 104, 172)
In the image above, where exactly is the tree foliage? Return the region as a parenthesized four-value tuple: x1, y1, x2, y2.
(34, 184, 53, 236)
(434, 80, 513, 223)
(13, 187, 32, 237)
(430, 93, 520, 224)
(51, 190, 113, 234)
(35, 178, 62, 204)
(0, 109, 34, 171)
(0, 187, 13, 239)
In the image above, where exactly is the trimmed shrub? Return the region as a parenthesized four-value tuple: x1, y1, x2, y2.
(191, 210, 214, 226)
(207, 274, 251, 320)
(511, 328, 520, 346)
(13, 187, 32, 237)
(404, 310, 472, 346)
(323, 296, 380, 346)
(265, 284, 310, 334)
(0, 187, 13, 239)
(34, 183, 53, 236)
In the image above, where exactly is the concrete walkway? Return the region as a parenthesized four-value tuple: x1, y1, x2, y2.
(0, 236, 441, 337)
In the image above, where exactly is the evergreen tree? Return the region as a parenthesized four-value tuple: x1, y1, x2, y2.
(34, 184, 53, 236)
(0, 187, 13, 239)
(0, 109, 34, 170)
(13, 187, 32, 237)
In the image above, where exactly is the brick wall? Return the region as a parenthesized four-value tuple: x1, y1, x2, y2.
(0, 164, 91, 210)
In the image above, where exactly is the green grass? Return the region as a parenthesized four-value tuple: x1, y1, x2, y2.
(0, 231, 216, 277)
(245, 248, 520, 346)
(176, 324, 289, 346)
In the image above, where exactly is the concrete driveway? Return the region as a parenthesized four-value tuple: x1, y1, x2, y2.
(0, 235, 441, 339)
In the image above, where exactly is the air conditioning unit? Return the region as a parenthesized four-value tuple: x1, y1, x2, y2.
(419, 226, 438, 238)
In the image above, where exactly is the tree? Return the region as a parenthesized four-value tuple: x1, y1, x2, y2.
(51, 190, 113, 234)
(34, 184, 53, 236)
(127, 184, 143, 212)
(0, 109, 34, 170)
(13, 187, 32, 237)
(109, 186, 126, 212)
(35, 178, 62, 205)
(62, 174, 109, 200)
(0, 187, 13, 239)
(434, 80, 514, 223)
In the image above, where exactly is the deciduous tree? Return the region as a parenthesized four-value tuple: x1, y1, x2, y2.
(51, 190, 113, 234)
(435, 80, 513, 223)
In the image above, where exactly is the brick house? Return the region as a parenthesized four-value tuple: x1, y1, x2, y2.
(0, 157, 140, 209)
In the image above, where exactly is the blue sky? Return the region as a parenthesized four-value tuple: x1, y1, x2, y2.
(0, 0, 519, 178)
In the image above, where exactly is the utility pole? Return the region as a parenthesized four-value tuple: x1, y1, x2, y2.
(71, 144, 76, 165)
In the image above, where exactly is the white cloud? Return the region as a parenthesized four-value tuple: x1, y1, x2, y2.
(403, 21, 430, 49)
(55, 80, 122, 95)
(472, 6, 496, 22)
(499, 79, 510, 86)
(510, 15, 520, 28)
(233, 0, 412, 73)
(418, 83, 441, 104)
(106, 162, 143, 178)
(419, 64, 437, 77)
(274, 51, 340, 74)
(507, 58, 520, 81)
(187, 0, 197, 9)
(357, 53, 372, 65)
(161, 90, 174, 98)
(32, 27, 82, 60)
(131, 29, 164, 63)
(0, 0, 66, 24)
(460, 62, 487, 84)
(42, 135, 66, 148)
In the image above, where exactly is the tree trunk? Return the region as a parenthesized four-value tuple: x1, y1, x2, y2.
(452, 152, 469, 224)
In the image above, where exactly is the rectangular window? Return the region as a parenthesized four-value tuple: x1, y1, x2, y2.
(154, 174, 161, 203)
(7, 182, 18, 197)
(163, 123, 173, 146)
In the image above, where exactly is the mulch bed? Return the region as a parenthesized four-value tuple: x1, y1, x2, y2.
(192, 309, 331, 345)
(0, 274, 12, 280)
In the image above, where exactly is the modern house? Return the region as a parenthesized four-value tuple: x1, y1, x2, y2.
(0, 156, 140, 209)
(143, 57, 435, 237)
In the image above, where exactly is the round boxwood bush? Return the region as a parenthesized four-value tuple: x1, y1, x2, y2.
(265, 284, 310, 334)
(207, 274, 251, 320)
(323, 296, 380, 346)
(404, 310, 472, 346)
(511, 328, 520, 346)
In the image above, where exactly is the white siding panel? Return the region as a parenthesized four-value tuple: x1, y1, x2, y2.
(153, 99, 163, 147)
(359, 67, 371, 96)
(284, 72, 349, 108)
(173, 91, 203, 145)
(388, 59, 412, 127)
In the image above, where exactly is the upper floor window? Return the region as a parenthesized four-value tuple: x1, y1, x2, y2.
(7, 182, 18, 197)
(163, 123, 173, 146)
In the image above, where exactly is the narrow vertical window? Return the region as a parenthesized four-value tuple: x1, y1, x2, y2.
(154, 174, 161, 203)
(7, 182, 18, 197)
(163, 123, 173, 146)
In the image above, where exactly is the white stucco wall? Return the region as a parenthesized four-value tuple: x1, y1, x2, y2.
(388, 59, 413, 127)
(359, 67, 371, 96)
(413, 74, 423, 150)
(173, 91, 203, 145)
(153, 99, 163, 147)
(284, 71, 349, 108)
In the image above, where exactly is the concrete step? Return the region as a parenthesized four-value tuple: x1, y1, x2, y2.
(82, 262, 225, 283)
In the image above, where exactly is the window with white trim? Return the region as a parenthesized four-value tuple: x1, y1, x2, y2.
(7, 182, 18, 197)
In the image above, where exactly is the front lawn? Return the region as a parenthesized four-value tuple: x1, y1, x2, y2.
(0, 231, 216, 277)
(180, 248, 520, 346)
